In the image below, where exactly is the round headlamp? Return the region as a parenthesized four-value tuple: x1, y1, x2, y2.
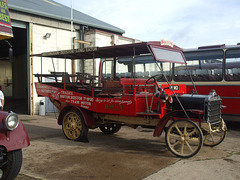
(4, 113, 19, 130)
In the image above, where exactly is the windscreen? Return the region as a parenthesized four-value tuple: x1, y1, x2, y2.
(101, 55, 172, 82)
(150, 46, 186, 64)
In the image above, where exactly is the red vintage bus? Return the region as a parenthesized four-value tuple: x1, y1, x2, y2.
(34, 41, 227, 158)
(180, 44, 240, 121)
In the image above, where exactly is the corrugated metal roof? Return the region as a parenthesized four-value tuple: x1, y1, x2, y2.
(7, 0, 125, 34)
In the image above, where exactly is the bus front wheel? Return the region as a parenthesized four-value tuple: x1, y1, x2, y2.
(165, 119, 203, 158)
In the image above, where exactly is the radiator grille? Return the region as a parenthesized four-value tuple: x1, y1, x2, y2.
(206, 99, 222, 124)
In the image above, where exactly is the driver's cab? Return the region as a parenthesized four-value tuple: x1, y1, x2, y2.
(101, 55, 172, 80)
(100, 55, 172, 96)
(99, 40, 187, 99)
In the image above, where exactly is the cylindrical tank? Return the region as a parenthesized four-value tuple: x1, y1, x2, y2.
(39, 100, 45, 116)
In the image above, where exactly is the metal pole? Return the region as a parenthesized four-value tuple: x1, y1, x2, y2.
(70, 0, 73, 46)
(72, 37, 76, 81)
(133, 47, 136, 87)
(51, 58, 57, 82)
(71, 0, 76, 81)
(185, 64, 198, 94)
(40, 56, 43, 83)
(65, 56, 67, 73)
(93, 52, 95, 75)
(41, 56, 42, 75)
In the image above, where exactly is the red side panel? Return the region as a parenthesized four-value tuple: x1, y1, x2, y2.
(187, 85, 240, 115)
(161, 84, 187, 94)
(35, 83, 137, 116)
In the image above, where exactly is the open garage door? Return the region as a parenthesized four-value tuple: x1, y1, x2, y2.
(1, 21, 29, 114)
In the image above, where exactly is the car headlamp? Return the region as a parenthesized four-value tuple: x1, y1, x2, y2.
(4, 112, 19, 130)
(160, 91, 168, 103)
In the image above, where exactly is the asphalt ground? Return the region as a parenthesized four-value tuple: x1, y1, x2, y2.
(15, 113, 240, 180)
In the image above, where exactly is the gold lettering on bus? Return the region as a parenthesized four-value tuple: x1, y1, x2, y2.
(105, 104, 123, 110)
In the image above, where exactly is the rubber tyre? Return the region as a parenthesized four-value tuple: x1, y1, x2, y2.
(0, 149, 22, 180)
(165, 119, 203, 158)
(99, 124, 121, 135)
(62, 110, 89, 142)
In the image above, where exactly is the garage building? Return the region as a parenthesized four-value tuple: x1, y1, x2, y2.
(1, 0, 138, 115)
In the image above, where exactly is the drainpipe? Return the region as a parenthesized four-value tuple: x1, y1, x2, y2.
(80, 25, 88, 73)
(71, 0, 76, 79)
(30, 23, 34, 115)
(72, 37, 76, 80)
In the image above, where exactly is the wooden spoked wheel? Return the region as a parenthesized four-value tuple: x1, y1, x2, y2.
(165, 119, 203, 158)
(203, 120, 227, 147)
(62, 110, 88, 141)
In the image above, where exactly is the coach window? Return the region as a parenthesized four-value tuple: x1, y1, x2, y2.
(225, 49, 240, 81)
(176, 50, 224, 81)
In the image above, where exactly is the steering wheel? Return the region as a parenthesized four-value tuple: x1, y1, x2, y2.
(146, 74, 161, 88)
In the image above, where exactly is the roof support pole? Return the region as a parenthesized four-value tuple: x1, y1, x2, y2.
(93, 52, 95, 75)
(65, 56, 67, 73)
(51, 58, 57, 82)
(113, 57, 116, 80)
(40, 56, 43, 83)
(41, 56, 43, 75)
(133, 47, 136, 88)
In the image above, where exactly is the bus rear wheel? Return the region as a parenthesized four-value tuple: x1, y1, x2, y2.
(99, 123, 121, 135)
(62, 110, 89, 142)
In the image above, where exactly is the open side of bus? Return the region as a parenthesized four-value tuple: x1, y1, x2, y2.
(33, 41, 226, 158)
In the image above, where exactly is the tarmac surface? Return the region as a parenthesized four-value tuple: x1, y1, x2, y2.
(16, 113, 240, 180)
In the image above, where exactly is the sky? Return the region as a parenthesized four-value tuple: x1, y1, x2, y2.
(53, 0, 240, 48)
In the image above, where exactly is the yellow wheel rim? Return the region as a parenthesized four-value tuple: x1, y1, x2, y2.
(63, 112, 82, 140)
(166, 120, 202, 157)
(203, 121, 226, 146)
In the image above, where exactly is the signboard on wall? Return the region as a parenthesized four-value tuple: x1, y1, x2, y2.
(0, 0, 13, 40)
